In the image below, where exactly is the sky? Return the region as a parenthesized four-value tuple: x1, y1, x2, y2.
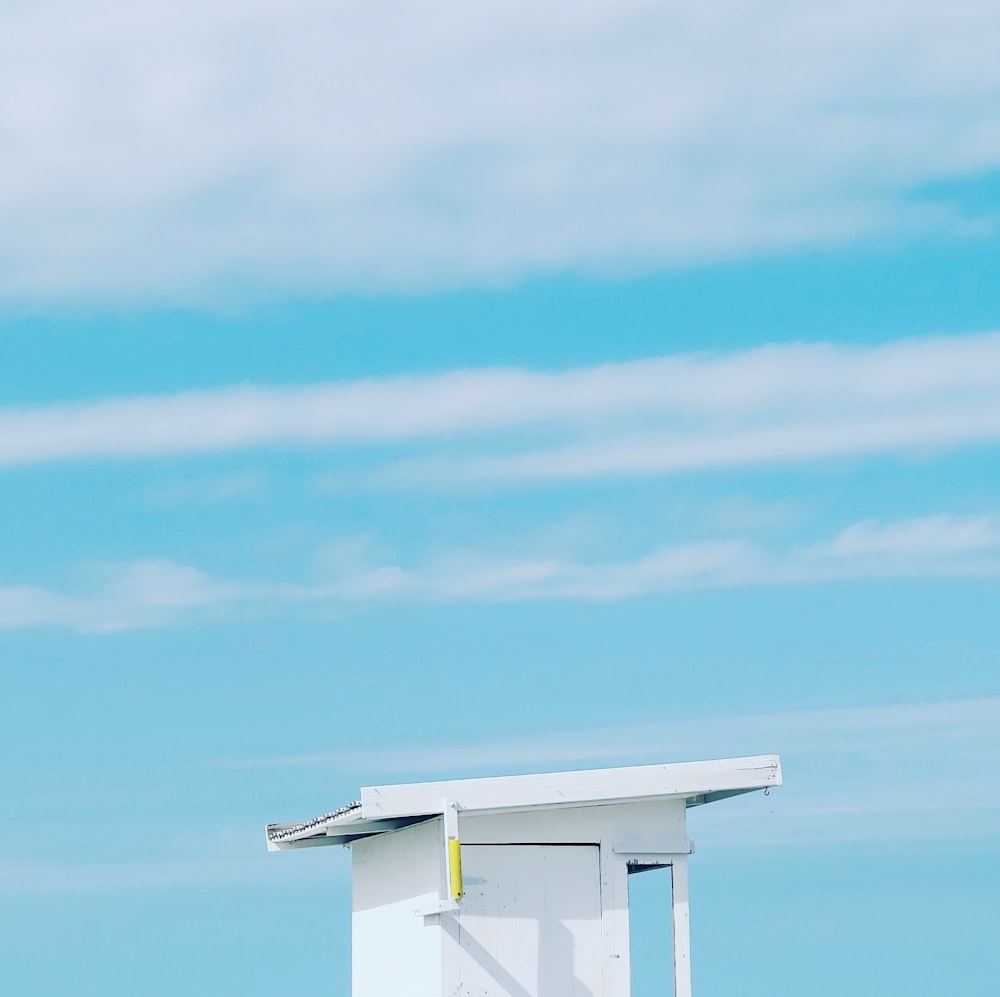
(1, 1, 998, 994)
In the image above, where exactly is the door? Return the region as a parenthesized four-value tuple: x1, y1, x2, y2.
(442, 844, 603, 997)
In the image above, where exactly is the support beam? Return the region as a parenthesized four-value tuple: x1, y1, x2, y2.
(600, 840, 632, 997)
(672, 856, 692, 997)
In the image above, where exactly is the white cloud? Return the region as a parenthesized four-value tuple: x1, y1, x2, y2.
(1, 332, 999, 477)
(389, 401, 1000, 485)
(0, 585, 77, 631)
(0, 559, 241, 632)
(2, 512, 997, 631)
(2, 0, 1000, 299)
(804, 514, 1000, 563)
(352, 513, 1000, 600)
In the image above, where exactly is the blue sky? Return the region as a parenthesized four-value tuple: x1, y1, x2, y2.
(2, 2, 999, 995)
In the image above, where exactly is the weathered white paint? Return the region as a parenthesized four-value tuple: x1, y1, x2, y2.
(461, 800, 687, 996)
(267, 756, 782, 996)
(351, 818, 444, 997)
(360, 755, 781, 821)
(459, 798, 688, 847)
(442, 845, 604, 997)
(671, 856, 692, 997)
(613, 837, 693, 855)
(602, 836, 632, 997)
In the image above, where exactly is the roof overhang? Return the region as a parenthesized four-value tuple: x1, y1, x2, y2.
(266, 753, 781, 851)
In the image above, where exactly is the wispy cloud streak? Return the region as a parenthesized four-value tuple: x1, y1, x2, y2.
(406, 401, 1000, 485)
(3, 0, 1000, 297)
(2, 513, 997, 631)
(0, 560, 243, 633)
(2, 333, 999, 478)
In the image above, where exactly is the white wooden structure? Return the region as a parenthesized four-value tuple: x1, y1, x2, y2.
(266, 754, 781, 997)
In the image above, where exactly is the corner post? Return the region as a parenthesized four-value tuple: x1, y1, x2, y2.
(672, 855, 692, 997)
(443, 799, 463, 900)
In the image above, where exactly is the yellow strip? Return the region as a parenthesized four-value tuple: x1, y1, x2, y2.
(448, 837, 463, 899)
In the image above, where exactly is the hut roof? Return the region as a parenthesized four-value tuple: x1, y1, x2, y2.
(266, 753, 780, 850)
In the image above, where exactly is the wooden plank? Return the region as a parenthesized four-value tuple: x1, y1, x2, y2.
(613, 837, 693, 855)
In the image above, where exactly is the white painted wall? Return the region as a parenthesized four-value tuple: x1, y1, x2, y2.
(458, 799, 688, 847)
(352, 818, 444, 997)
(442, 844, 604, 997)
(349, 799, 692, 997)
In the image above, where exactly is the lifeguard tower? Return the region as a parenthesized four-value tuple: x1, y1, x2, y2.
(266, 754, 781, 996)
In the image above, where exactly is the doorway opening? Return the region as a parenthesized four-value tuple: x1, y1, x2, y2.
(627, 863, 675, 997)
